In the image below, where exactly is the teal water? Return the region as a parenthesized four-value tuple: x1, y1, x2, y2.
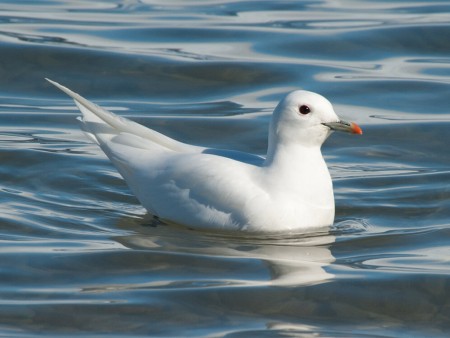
(0, 1, 449, 337)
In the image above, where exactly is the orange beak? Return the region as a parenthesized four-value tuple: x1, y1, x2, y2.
(322, 120, 363, 135)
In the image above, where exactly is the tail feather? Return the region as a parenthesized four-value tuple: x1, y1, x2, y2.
(77, 116, 100, 144)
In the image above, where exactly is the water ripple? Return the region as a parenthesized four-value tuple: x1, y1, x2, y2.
(1, 1, 449, 337)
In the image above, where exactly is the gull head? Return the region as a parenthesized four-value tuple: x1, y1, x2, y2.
(269, 90, 362, 149)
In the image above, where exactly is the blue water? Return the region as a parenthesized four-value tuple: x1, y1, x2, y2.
(1, 1, 449, 337)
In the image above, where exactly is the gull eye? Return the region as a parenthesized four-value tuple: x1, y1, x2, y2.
(299, 105, 311, 115)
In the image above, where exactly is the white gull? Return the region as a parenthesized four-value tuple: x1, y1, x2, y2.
(47, 79, 362, 233)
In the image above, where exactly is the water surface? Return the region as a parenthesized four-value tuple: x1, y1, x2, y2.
(0, 1, 449, 337)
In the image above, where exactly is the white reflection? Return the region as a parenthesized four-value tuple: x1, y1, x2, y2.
(115, 218, 336, 288)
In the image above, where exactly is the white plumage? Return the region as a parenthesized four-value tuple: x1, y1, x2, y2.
(47, 79, 361, 233)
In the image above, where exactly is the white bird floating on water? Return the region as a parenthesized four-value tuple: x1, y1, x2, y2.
(47, 79, 362, 233)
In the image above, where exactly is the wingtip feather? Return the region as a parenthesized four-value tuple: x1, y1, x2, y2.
(45, 77, 199, 153)
(46, 78, 80, 101)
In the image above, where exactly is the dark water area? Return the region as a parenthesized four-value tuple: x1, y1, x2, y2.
(0, 1, 449, 337)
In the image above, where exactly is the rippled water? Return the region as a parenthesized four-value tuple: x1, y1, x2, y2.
(1, 1, 449, 337)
